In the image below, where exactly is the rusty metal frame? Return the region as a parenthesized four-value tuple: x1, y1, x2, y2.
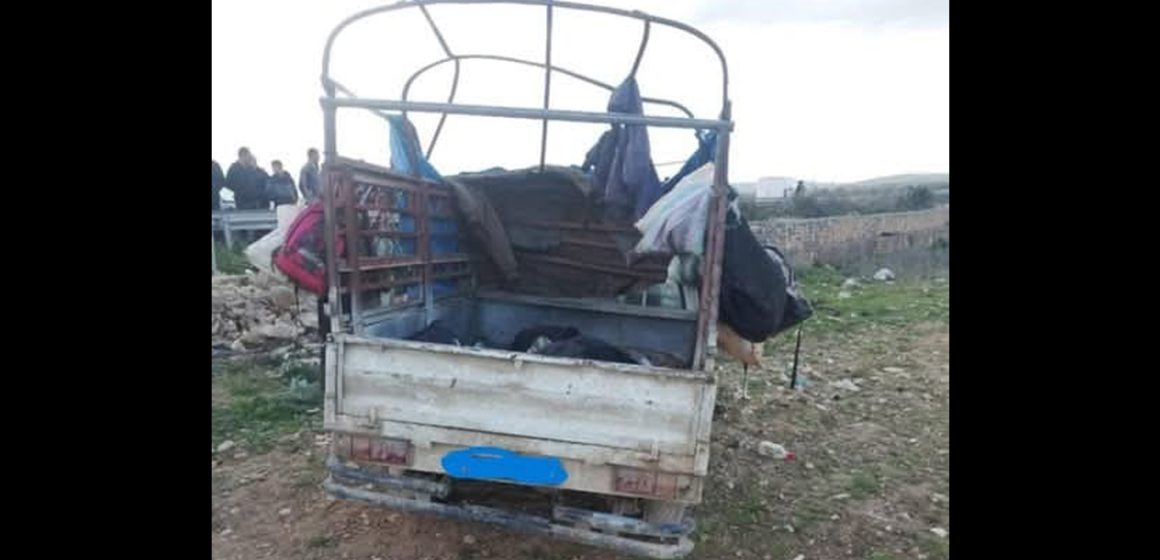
(320, 0, 732, 370)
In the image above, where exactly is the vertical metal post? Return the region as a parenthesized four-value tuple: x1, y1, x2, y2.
(692, 103, 732, 372)
(323, 81, 338, 164)
(539, 1, 554, 171)
(212, 234, 218, 276)
(419, 4, 459, 161)
(222, 213, 233, 248)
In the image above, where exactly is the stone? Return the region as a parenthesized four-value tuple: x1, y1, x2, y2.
(268, 286, 297, 310)
(842, 278, 861, 289)
(929, 527, 948, 538)
(278, 507, 292, 517)
(829, 379, 861, 392)
(873, 268, 896, 282)
(837, 291, 853, 300)
(463, 535, 477, 545)
(757, 441, 792, 460)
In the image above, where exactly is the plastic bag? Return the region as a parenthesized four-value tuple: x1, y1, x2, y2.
(244, 204, 300, 277)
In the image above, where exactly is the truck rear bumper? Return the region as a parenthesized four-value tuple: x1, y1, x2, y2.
(324, 458, 695, 559)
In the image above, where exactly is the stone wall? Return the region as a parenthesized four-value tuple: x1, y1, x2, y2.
(750, 206, 949, 273)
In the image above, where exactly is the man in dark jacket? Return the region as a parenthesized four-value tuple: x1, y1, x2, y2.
(266, 160, 298, 206)
(226, 147, 271, 210)
(298, 147, 321, 203)
(251, 154, 271, 210)
(212, 160, 225, 211)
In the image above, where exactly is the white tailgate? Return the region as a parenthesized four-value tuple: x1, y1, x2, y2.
(324, 335, 716, 474)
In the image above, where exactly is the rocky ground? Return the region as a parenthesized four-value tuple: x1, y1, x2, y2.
(211, 267, 949, 560)
(212, 272, 319, 354)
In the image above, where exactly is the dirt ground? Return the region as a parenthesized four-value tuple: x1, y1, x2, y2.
(212, 272, 949, 560)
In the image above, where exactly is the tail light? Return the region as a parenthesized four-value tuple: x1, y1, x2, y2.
(332, 433, 412, 466)
(613, 466, 689, 500)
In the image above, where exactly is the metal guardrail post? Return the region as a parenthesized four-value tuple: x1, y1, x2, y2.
(212, 234, 218, 276)
(222, 213, 233, 248)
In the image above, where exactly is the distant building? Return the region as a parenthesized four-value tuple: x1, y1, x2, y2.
(754, 177, 797, 200)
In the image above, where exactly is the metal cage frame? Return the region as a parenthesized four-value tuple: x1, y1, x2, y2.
(319, 0, 734, 369)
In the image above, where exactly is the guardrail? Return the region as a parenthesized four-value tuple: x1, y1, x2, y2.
(212, 210, 277, 275)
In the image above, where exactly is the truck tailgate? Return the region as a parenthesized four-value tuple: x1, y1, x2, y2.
(324, 334, 716, 475)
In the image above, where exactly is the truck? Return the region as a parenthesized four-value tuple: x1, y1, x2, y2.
(316, 2, 735, 557)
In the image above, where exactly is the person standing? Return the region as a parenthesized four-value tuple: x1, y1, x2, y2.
(265, 160, 299, 206)
(250, 152, 271, 210)
(226, 147, 265, 210)
(298, 147, 322, 203)
(212, 160, 225, 211)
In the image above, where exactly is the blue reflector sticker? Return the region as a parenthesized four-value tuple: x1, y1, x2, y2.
(441, 446, 568, 486)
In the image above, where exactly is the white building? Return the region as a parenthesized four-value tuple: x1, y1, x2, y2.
(754, 177, 798, 199)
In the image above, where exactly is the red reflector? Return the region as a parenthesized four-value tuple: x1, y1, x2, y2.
(335, 434, 411, 466)
(370, 438, 410, 465)
(614, 467, 656, 495)
(614, 467, 690, 499)
(351, 436, 372, 460)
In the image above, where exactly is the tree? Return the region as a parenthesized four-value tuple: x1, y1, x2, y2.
(897, 186, 934, 211)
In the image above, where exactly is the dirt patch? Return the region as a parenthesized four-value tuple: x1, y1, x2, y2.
(211, 275, 949, 560)
(212, 445, 620, 560)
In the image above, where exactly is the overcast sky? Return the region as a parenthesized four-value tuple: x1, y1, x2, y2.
(212, 0, 948, 183)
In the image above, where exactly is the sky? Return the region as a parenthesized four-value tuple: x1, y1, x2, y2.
(212, 0, 948, 184)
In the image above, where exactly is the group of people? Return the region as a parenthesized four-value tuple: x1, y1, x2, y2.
(212, 147, 322, 211)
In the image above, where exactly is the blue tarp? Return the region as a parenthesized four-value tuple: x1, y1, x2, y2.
(387, 115, 444, 182)
(661, 130, 717, 195)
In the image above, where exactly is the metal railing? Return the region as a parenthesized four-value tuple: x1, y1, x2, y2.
(211, 210, 278, 274)
(318, 0, 735, 369)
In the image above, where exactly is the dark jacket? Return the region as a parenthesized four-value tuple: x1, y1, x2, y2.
(582, 76, 662, 222)
(212, 160, 225, 211)
(299, 161, 321, 202)
(266, 170, 298, 205)
(252, 167, 270, 209)
(225, 161, 267, 210)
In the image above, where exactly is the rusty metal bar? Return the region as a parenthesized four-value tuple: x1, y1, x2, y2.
(399, 54, 697, 119)
(692, 102, 731, 370)
(341, 176, 365, 332)
(323, 97, 730, 130)
(417, 4, 459, 160)
(322, 0, 730, 111)
(327, 454, 451, 498)
(323, 80, 338, 163)
(539, 1, 554, 171)
(630, 20, 650, 77)
(322, 165, 345, 334)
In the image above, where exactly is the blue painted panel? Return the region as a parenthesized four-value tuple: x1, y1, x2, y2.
(441, 446, 568, 486)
